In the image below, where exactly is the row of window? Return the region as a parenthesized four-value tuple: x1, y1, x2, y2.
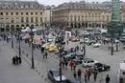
(0, 12, 42, 15)
(0, 17, 47, 23)
(68, 16, 111, 21)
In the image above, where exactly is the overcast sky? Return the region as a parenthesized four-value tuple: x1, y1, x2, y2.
(24, 0, 125, 6)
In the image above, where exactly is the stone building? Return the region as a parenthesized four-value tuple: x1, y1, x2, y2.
(52, 1, 125, 29)
(0, 0, 50, 32)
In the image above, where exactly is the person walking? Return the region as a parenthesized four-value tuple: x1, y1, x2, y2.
(69, 60, 74, 70)
(73, 70, 77, 80)
(45, 52, 48, 59)
(84, 70, 88, 83)
(105, 74, 110, 83)
(77, 69, 82, 82)
(93, 69, 98, 82)
(87, 68, 92, 81)
(73, 60, 76, 71)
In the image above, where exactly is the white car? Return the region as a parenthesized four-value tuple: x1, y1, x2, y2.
(82, 58, 98, 67)
(93, 42, 101, 47)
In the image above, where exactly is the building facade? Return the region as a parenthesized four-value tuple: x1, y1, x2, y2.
(52, 1, 125, 29)
(0, 0, 50, 32)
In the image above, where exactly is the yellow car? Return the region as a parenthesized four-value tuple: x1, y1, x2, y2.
(48, 43, 58, 52)
(42, 43, 50, 49)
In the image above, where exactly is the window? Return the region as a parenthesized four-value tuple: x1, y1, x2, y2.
(6, 12, 8, 15)
(1, 12, 3, 15)
(21, 17, 24, 23)
(21, 12, 23, 15)
(26, 12, 28, 15)
(35, 17, 38, 23)
(26, 17, 29, 23)
(35, 12, 37, 15)
(16, 12, 18, 15)
(11, 12, 13, 15)
(11, 19, 14, 23)
(31, 17, 33, 23)
(40, 12, 42, 15)
(40, 17, 43, 22)
(70, 16, 73, 22)
(31, 12, 33, 15)
(78, 16, 80, 21)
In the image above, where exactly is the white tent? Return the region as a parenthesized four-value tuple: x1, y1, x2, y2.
(21, 27, 31, 32)
(21, 27, 37, 33)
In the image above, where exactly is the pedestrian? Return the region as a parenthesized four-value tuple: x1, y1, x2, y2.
(84, 70, 88, 83)
(73, 61, 76, 71)
(69, 60, 74, 70)
(12, 56, 16, 65)
(66, 40, 69, 45)
(45, 52, 48, 59)
(73, 70, 77, 80)
(41, 47, 44, 53)
(87, 68, 92, 81)
(93, 69, 98, 82)
(77, 69, 82, 82)
(105, 74, 110, 83)
(18, 56, 22, 64)
(70, 48, 73, 53)
(76, 45, 79, 51)
(63, 57, 68, 69)
(15, 56, 18, 64)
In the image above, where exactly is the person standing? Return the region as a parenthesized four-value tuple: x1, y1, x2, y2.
(105, 74, 110, 83)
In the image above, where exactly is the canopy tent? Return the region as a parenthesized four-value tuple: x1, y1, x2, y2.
(21, 27, 37, 33)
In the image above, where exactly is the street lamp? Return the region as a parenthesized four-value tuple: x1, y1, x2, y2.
(17, 27, 21, 57)
(11, 27, 14, 48)
(30, 25, 35, 69)
(58, 45, 63, 83)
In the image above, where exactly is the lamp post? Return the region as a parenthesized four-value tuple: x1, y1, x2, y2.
(17, 27, 21, 57)
(58, 45, 63, 83)
(11, 27, 14, 48)
(30, 25, 35, 69)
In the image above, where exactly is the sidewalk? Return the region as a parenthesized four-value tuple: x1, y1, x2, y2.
(0, 41, 44, 83)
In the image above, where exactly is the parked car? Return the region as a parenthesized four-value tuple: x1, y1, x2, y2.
(64, 53, 76, 61)
(47, 69, 68, 83)
(93, 42, 101, 48)
(93, 63, 110, 72)
(119, 37, 125, 43)
(71, 37, 80, 42)
(82, 58, 98, 67)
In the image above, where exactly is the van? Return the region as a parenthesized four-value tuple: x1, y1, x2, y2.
(118, 62, 125, 83)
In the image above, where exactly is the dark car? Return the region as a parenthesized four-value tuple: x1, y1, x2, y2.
(48, 69, 69, 83)
(93, 63, 110, 72)
(64, 53, 77, 61)
(55, 37, 65, 45)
